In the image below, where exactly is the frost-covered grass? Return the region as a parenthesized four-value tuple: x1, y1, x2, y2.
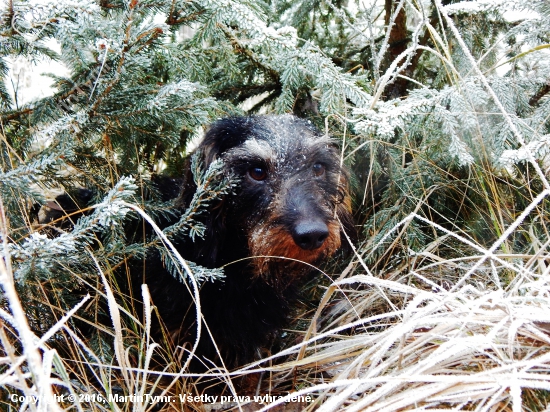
(2, 180, 550, 411)
(259, 212, 550, 411)
(2, 0, 550, 410)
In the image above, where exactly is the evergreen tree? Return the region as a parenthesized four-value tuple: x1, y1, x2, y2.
(1, 0, 550, 409)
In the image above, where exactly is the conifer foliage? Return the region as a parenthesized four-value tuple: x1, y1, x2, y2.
(1, 0, 550, 410)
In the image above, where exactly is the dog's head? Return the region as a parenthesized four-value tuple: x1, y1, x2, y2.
(188, 115, 355, 284)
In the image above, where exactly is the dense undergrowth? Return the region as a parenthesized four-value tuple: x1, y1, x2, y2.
(1, 0, 550, 410)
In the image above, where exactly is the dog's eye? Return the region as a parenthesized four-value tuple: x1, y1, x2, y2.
(248, 166, 267, 181)
(312, 163, 325, 177)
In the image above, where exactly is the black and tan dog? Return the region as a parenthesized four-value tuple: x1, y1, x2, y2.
(43, 115, 354, 370)
(142, 115, 355, 369)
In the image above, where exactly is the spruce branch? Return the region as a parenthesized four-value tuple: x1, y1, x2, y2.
(435, 0, 550, 191)
(163, 154, 237, 242)
(218, 23, 280, 82)
(166, 9, 206, 25)
(0, 197, 62, 412)
(10, 177, 138, 282)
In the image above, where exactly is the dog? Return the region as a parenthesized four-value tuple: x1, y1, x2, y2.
(138, 114, 355, 370)
(41, 115, 355, 370)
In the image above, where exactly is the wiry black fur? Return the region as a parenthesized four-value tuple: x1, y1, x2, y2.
(134, 115, 355, 369)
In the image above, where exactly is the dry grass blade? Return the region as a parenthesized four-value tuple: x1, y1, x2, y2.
(89, 250, 131, 388)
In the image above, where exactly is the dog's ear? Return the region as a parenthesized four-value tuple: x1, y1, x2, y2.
(179, 117, 254, 211)
(199, 117, 255, 165)
(176, 117, 255, 265)
(176, 117, 250, 208)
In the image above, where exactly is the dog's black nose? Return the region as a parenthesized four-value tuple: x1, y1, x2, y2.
(292, 220, 329, 250)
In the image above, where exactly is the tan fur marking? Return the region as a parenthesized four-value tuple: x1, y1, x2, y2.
(248, 220, 341, 280)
